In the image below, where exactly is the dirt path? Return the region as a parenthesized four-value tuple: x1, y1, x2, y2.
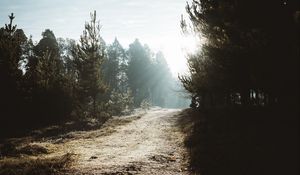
(0, 108, 189, 175)
(64, 108, 189, 174)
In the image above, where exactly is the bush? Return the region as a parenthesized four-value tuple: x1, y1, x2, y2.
(108, 89, 134, 116)
(140, 99, 151, 111)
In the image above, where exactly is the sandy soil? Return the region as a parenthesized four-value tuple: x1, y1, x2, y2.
(65, 108, 189, 174)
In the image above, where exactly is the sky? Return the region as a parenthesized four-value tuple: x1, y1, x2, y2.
(0, 0, 196, 75)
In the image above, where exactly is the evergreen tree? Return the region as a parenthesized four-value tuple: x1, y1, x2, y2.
(127, 39, 152, 106)
(103, 38, 127, 93)
(149, 51, 172, 107)
(34, 29, 59, 58)
(23, 29, 73, 123)
(72, 11, 106, 117)
(0, 13, 26, 119)
(180, 0, 299, 108)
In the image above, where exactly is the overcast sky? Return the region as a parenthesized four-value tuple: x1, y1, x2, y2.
(0, 0, 195, 75)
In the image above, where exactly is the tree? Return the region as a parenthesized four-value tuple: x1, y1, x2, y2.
(0, 13, 26, 119)
(180, 0, 299, 108)
(25, 29, 63, 84)
(34, 29, 59, 58)
(127, 39, 152, 106)
(108, 89, 134, 116)
(22, 29, 74, 123)
(72, 11, 106, 117)
(149, 51, 172, 107)
(103, 38, 127, 93)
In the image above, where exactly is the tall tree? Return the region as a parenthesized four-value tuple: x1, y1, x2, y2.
(34, 29, 59, 58)
(180, 0, 299, 108)
(0, 13, 26, 117)
(149, 51, 172, 107)
(22, 29, 74, 123)
(103, 38, 127, 93)
(127, 39, 152, 106)
(72, 11, 106, 117)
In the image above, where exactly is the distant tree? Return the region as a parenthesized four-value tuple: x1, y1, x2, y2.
(108, 89, 134, 116)
(103, 38, 127, 93)
(101, 38, 136, 115)
(72, 11, 106, 117)
(34, 29, 59, 57)
(126, 39, 185, 108)
(127, 39, 152, 106)
(23, 36, 35, 72)
(57, 38, 77, 87)
(140, 98, 151, 111)
(149, 51, 172, 107)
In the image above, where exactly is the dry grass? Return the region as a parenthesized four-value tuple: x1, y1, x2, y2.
(0, 153, 74, 175)
(0, 113, 143, 175)
(47, 114, 142, 142)
(17, 144, 49, 155)
(0, 142, 50, 157)
(176, 109, 195, 134)
(0, 111, 145, 175)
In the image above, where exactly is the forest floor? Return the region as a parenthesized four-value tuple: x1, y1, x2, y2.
(0, 107, 190, 175)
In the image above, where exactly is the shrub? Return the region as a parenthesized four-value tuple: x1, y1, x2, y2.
(140, 99, 151, 111)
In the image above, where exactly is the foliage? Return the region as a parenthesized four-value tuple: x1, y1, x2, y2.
(103, 38, 127, 93)
(179, 2, 299, 174)
(140, 99, 151, 111)
(0, 11, 189, 138)
(20, 28, 74, 124)
(127, 39, 152, 106)
(0, 13, 28, 132)
(108, 89, 134, 116)
(126, 39, 184, 108)
(149, 51, 173, 107)
(180, 0, 299, 108)
(72, 11, 107, 118)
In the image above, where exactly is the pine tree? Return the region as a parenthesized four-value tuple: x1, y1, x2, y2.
(0, 13, 26, 117)
(22, 29, 74, 122)
(180, 0, 299, 108)
(127, 39, 152, 106)
(149, 51, 172, 107)
(103, 38, 127, 93)
(72, 11, 106, 117)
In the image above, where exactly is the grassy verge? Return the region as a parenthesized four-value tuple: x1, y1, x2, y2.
(0, 112, 143, 174)
(0, 153, 74, 175)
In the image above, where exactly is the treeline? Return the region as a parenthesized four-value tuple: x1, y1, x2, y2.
(0, 11, 186, 137)
(180, 1, 299, 174)
(180, 0, 299, 109)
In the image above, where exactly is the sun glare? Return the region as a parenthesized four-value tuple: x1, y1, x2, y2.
(180, 34, 198, 54)
(156, 33, 199, 76)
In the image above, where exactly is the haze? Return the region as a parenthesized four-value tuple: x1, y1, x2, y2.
(0, 0, 194, 75)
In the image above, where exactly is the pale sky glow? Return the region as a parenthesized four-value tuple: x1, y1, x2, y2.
(0, 0, 197, 75)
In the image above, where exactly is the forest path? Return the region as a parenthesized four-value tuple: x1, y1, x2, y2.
(65, 108, 189, 174)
